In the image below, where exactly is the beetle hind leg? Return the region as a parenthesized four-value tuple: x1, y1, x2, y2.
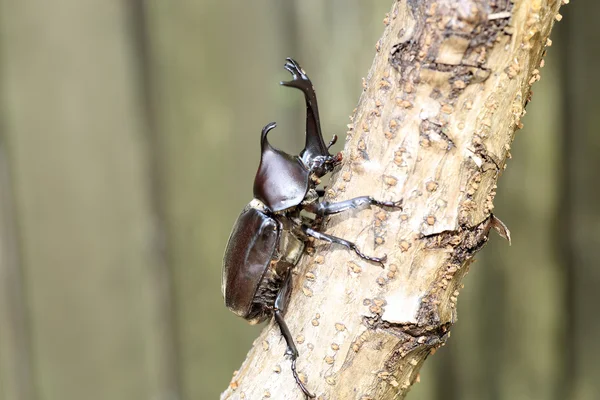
(273, 274, 316, 398)
(273, 312, 315, 398)
(302, 226, 387, 267)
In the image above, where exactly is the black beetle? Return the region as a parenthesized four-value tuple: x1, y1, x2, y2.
(222, 58, 402, 398)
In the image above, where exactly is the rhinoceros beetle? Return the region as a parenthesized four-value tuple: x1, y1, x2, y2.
(222, 58, 402, 398)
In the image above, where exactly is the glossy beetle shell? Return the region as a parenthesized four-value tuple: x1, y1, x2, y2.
(253, 122, 310, 212)
(222, 205, 280, 319)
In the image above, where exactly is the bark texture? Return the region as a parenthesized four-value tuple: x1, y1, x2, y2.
(222, 0, 563, 399)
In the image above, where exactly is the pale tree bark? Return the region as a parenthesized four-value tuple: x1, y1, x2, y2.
(221, 0, 564, 399)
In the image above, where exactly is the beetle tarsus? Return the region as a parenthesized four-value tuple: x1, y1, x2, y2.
(380, 199, 403, 209)
(302, 226, 386, 266)
(291, 358, 316, 399)
(273, 276, 315, 398)
(350, 244, 386, 267)
(274, 311, 315, 398)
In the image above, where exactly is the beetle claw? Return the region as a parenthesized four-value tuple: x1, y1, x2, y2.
(369, 198, 403, 211)
(352, 245, 387, 267)
(392, 199, 403, 209)
(381, 199, 403, 209)
(291, 359, 316, 398)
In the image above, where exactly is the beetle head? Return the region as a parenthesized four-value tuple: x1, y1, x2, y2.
(306, 131, 343, 178)
(253, 122, 310, 212)
(299, 129, 336, 177)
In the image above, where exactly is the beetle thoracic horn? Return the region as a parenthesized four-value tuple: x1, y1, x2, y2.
(260, 121, 278, 149)
(280, 58, 332, 168)
(254, 122, 310, 213)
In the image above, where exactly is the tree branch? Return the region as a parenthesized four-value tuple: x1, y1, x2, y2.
(221, 0, 563, 398)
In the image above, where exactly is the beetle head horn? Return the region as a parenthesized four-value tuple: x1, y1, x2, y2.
(279, 58, 338, 176)
(254, 122, 310, 212)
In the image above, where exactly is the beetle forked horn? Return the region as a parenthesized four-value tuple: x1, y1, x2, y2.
(280, 58, 331, 165)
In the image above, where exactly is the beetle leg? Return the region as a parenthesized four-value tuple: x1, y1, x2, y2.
(273, 312, 315, 398)
(302, 226, 387, 267)
(305, 196, 403, 216)
(273, 274, 316, 398)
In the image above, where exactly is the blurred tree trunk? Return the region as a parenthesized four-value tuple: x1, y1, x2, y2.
(559, 2, 600, 399)
(0, 1, 177, 399)
(143, 2, 302, 399)
(221, 0, 563, 399)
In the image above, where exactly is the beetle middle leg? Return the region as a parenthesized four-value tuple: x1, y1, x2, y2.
(302, 226, 387, 266)
(305, 196, 402, 216)
(273, 273, 316, 398)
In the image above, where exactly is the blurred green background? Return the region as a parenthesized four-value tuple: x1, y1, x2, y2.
(0, 1, 597, 400)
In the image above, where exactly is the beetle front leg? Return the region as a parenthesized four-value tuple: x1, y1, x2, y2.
(273, 274, 316, 398)
(302, 226, 386, 266)
(305, 196, 402, 216)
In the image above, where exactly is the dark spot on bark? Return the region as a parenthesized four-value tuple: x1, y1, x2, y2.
(420, 119, 455, 150)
